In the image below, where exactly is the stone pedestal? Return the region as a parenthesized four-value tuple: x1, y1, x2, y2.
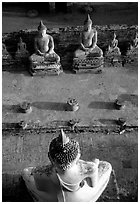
(29, 61, 62, 76)
(105, 48, 122, 67)
(73, 57, 104, 73)
(2, 43, 15, 70)
(125, 47, 138, 65)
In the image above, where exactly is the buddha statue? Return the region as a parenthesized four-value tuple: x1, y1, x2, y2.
(106, 33, 121, 56)
(22, 129, 112, 202)
(29, 20, 61, 75)
(125, 32, 138, 65)
(15, 37, 29, 60)
(2, 43, 12, 60)
(127, 32, 138, 56)
(73, 14, 104, 71)
(74, 14, 103, 59)
(133, 32, 138, 49)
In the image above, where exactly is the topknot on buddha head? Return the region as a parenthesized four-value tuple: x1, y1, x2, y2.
(48, 129, 80, 171)
(84, 14, 92, 25)
(38, 20, 47, 31)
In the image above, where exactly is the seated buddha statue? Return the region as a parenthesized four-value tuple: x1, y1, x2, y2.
(29, 20, 60, 75)
(127, 32, 138, 56)
(74, 14, 103, 59)
(106, 33, 121, 56)
(73, 14, 103, 71)
(2, 43, 12, 60)
(15, 37, 29, 60)
(22, 129, 112, 202)
(133, 32, 138, 48)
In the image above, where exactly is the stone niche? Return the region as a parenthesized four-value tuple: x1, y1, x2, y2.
(2, 24, 137, 71)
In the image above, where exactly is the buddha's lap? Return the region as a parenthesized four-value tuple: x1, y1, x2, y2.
(30, 53, 59, 61)
(75, 47, 103, 58)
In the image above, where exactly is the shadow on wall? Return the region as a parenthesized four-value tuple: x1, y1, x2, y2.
(2, 173, 33, 202)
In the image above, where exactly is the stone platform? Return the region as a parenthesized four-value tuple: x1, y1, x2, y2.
(73, 57, 104, 73)
(30, 62, 62, 76)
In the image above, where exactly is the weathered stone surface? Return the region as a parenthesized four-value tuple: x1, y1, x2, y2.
(73, 57, 104, 71)
(30, 62, 62, 76)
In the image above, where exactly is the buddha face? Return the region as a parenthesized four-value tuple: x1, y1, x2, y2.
(39, 29, 46, 37)
(84, 23, 92, 31)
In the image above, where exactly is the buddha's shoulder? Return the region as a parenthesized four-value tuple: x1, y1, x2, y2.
(31, 164, 53, 177)
(45, 34, 53, 39)
(91, 28, 97, 34)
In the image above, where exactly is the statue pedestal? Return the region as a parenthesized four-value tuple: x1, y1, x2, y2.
(2, 58, 15, 70)
(105, 49, 122, 67)
(2, 43, 15, 70)
(125, 47, 138, 65)
(73, 57, 104, 73)
(30, 61, 62, 76)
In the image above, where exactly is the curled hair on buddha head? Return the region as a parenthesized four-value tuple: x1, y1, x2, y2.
(48, 129, 80, 171)
(38, 20, 47, 31)
(84, 14, 92, 25)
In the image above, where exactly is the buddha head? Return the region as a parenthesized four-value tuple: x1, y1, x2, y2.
(48, 129, 81, 172)
(84, 14, 92, 31)
(133, 32, 138, 47)
(111, 33, 118, 48)
(38, 20, 47, 37)
(114, 32, 116, 39)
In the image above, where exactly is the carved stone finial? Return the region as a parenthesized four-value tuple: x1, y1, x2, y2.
(38, 20, 47, 31)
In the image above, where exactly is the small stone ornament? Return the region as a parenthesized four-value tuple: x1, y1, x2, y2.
(18, 120, 28, 129)
(117, 118, 126, 127)
(68, 119, 80, 131)
(66, 98, 79, 111)
(114, 99, 125, 110)
(117, 118, 126, 135)
(19, 101, 32, 113)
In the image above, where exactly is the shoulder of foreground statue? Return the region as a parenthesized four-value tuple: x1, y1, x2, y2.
(31, 164, 53, 176)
